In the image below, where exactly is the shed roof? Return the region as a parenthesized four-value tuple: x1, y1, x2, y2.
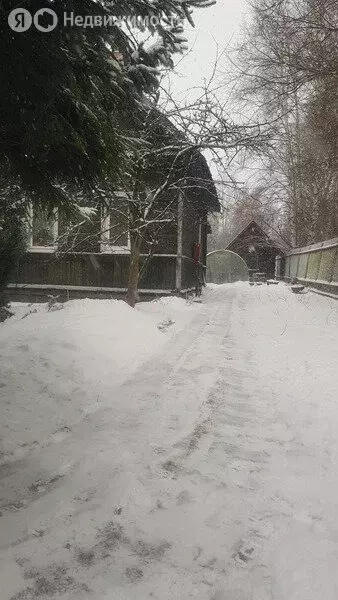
(226, 220, 289, 253)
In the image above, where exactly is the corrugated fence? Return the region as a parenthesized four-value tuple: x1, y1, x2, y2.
(283, 237, 338, 296)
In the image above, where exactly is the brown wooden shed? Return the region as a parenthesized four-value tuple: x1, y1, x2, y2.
(226, 221, 286, 279)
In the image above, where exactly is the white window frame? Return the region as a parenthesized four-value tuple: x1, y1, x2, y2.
(100, 192, 131, 255)
(28, 205, 58, 253)
(27, 197, 131, 255)
(58, 206, 100, 253)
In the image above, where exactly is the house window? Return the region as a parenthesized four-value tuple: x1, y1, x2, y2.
(101, 193, 130, 253)
(58, 208, 101, 253)
(28, 207, 58, 252)
(28, 198, 130, 254)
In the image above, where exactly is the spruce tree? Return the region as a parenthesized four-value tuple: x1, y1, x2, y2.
(0, 0, 215, 301)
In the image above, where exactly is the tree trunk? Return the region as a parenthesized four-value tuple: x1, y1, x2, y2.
(126, 233, 141, 308)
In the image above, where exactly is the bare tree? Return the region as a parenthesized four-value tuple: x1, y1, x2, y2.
(37, 65, 270, 308)
(116, 77, 270, 306)
(233, 0, 338, 246)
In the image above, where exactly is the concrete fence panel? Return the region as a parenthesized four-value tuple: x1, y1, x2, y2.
(307, 251, 322, 281)
(332, 251, 338, 283)
(297, 253, 309, 279)
(289, 254, 300, 279)
(283, 237, 338, 296)
(318, 248, 337, 283)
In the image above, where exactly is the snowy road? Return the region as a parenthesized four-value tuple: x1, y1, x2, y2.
(1, 284, 338, 599)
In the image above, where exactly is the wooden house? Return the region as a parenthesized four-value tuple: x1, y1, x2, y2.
(8, 153, 219, 302)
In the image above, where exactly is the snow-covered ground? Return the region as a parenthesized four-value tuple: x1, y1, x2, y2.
(0, 297, 200, 465)
(0, 284, 337, 599)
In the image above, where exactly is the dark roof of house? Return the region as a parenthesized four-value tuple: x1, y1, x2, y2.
(227, 220, 289, 253)
(183, 152, 220, 213)
(143, 106, 220, 213)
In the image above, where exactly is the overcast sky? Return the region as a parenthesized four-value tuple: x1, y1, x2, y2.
(164, 1, 252, 186)
(171, 0, 249, 97)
